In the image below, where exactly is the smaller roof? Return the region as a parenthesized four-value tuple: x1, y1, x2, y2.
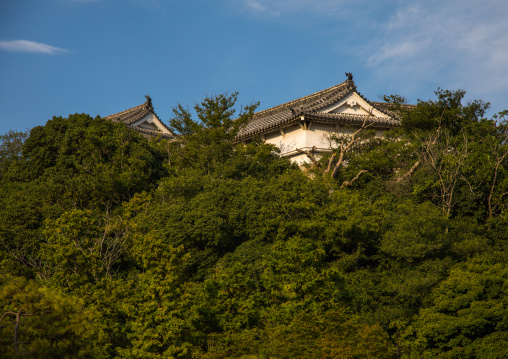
(236, 75, 402, 140)
(104, 95, 173, 138)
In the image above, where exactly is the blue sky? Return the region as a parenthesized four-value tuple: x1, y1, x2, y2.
(1, 0, 507, 134)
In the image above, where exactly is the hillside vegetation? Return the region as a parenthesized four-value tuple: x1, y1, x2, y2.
(1, 91, 507, 358)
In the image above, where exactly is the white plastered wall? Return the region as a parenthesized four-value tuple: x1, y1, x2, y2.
(264, 121, 389, 165)
(264, 122, 342, 165)
(256, 92, 392, 165)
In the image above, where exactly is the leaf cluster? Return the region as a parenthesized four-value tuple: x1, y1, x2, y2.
(1, 89, 507, 358)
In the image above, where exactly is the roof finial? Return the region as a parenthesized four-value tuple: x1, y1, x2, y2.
(345, 72, 353, 81)
(145, 94, 152, 109)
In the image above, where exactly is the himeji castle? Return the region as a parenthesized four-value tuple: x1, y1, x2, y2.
(104, 74, 404, 163)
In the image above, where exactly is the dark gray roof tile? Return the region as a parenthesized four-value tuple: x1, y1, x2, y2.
(104, 95, 174, 138)
(236, 79, 400, 140)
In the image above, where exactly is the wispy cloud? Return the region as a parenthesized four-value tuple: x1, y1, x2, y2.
(230, 0, 507, 110)
(364, 0, 508, 106)
(245, 0, 279, 16)
(237, 0, 350, 17)
(247, 1, 268, 12)
(0, 40, 69, 54)
(369, 41, 426, 65)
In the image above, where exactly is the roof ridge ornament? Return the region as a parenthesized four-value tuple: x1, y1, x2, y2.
(145, 95, 153, 109)
(345, 72, 356, 91)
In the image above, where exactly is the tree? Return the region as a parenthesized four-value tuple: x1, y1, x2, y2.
(117, 235, 194, 358)
(383, 89, 508, 223)
(0, 130, 27, 181)
(0, 114, 165, 278)
(166, 92, 261, 176)
(1, 87, 507, 358)
(403, 253, 508, 358)
(40, 209, 128, 288)
(0, 275, 95, 358)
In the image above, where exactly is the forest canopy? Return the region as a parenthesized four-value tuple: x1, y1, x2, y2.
(1, 90, 507, 358)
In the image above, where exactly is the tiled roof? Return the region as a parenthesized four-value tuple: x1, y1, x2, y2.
(104, 95, 173, 138)
(371, 101, 416, 113)
(236, 78, 401, 140)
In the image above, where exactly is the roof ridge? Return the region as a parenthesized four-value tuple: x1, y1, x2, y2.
(236, 77, 407, 140)
(126, 124, 172, 137)
(304, 112, 400, 124)
(304, 87, 351, 113)
(104, 95, 174, 138)
(104, 102, 148, 120)
(252, 80, 352, 118)
(371, 101, 416, 111)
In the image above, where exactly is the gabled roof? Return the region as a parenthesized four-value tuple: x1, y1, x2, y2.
(236, 75, 401, 140)
(104, 95, 173, 138)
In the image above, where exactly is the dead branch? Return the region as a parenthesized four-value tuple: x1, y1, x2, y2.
(395, 160, 420, 183)
(488, 145, 508, 218)
(296, 146, 319, 168)
(323, 153, 336, 176)
(330, 110, 374, 178)
(340, 170, 368, 190)
(420, 128, 470, 218)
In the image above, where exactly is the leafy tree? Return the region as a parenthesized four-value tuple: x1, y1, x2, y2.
(166, 92, 262, 176)
(204, 309, 394, 359)
(0, 114, 165, 278)
(41, 209, 128, 289)
(0, 88, 507, 358)
(403, 253, 508, 358)
(0, 275, 95, 358)
(0, 130, 28, 181)
(18, 114, 165, 207)
(118, 236, 194, 358)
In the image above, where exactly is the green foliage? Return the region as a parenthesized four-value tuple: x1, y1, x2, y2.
(0, 129, 28, 180)
(118, 239, 194, 358)
(204, 309, 395, 359)
(1, 89, 507, 358)
(403, 254, 508, 358)
(19, 114, 165, 207)
(41, 209, 128, 290)
(166, 92, 269, 177)
(0, 275, 96, 358)
(0, 114, 165, 281)
(400, 88, 489, 135)
(380, 201, 449, 264)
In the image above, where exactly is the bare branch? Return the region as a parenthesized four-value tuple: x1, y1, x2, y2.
(331, 110, 374, 178)
(395, 161, 420, 183)
(296, 147, 319, 168)
(420, 127, 471, 218)
(488, 146, 508, 218)
(323, 153, 336, 176)
(340, 170, 368, 190)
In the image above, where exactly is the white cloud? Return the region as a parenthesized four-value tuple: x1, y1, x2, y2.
(0, 40, 69, 54)
(237, 0, 350, 16)
(247, 1, 268, 12)
(368, 41, 426, 66)
(364, 0, 508, 108)
(231, 0, 508, 111)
